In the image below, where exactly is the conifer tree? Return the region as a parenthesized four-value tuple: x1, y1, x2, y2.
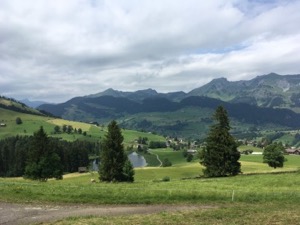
(99, 120, 134, 182)
(122, 159, 135, 182)
(200, 106, 241, 177)
(24, 126, 63, 181)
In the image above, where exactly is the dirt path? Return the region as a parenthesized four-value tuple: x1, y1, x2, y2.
(148, 150, 162, 167)
(0, 202, 213, 225)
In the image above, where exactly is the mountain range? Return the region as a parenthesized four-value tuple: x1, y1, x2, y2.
(80, 72, 300, 111)
(189, 73, 300, 111)
(37, 73, 300, 139)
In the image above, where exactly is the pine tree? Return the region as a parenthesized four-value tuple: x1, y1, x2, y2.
(24, 126, 63, 181)
(200, 106, 241, 177)
(122, 159, 135, 182)
(99, 120, 134, 182)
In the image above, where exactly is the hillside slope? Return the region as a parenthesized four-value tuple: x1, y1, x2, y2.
(0, 96, 45, 116)
(38, 94, 300, 139)
(0, 105, 165, 144)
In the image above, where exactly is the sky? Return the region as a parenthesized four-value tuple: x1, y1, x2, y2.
(1, 0, 300, 103)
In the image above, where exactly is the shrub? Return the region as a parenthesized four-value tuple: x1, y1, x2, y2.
(162, 176, 170, 182)
(15, 117, 22, 125)
(186, 154, 193, 162)
(162, 158, 172, 167)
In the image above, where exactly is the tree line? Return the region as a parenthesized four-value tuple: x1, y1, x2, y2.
(0, 128, 98, 178)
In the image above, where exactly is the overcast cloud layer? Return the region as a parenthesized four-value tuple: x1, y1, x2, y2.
(1, 0, 300, 102)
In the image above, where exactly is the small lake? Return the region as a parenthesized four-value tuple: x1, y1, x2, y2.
(128, 152, 147, 168)
(91, 152, 147, 171)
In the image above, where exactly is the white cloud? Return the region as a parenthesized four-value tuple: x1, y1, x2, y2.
(0, 0, 300, 102)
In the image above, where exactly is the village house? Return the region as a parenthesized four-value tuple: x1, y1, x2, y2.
(285, 148, 300, 155)
(187, 149, 197, 154)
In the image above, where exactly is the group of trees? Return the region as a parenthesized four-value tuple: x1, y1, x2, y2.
(53, 125, 87, 136)
(0, 120, 134, 182)
(0, 128, 96, 178)
(148, 141, 167, 149)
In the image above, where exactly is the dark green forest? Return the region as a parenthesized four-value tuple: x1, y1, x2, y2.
(0, 133, 99, 177)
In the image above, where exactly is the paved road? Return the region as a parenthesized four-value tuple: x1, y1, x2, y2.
(0, 202, 209, 225)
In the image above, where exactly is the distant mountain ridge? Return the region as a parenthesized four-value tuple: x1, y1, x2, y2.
(189, 73, 300, 110)
(82, 73, 300, 111)
(37, 73, 300, 138)
(86, 88, 186, 102)
(19, 99, 49, 108)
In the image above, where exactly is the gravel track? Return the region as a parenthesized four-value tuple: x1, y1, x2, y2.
(0, 202, 213, 225)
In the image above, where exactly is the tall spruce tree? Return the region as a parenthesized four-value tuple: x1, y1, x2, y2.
(99, 120, 134, 182)
(200, 106, 241, 177)
(24, 126, 63, 181)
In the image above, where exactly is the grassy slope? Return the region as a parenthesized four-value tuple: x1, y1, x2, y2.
(0, 108, 165, 144)
(0, 97, 41, 115)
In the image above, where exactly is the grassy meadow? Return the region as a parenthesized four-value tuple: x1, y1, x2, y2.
(1, 158, 300, 224)
(1, 153, 299, 205)
(0, 108, 165, 144)
(44, 202, 300, 225)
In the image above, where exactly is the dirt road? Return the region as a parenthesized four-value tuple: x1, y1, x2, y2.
(0, 202, 210, 225)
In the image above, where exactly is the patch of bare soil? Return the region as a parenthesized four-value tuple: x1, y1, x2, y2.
(0, 202, 215, 225)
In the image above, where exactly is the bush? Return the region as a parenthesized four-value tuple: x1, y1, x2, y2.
(162, 158, 172, 167)
(162, 176, 170, 182)
(149, 141, 167, 149)
(15, 117, 22, 125)
(186, 154, 193, 162)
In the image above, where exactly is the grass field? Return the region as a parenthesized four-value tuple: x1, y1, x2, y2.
(1, 148, 300, 224)
(0, 108, 165, 145)
(44, 202, 300, 225)
(238, 145, 263, 152)
(1, 156, 299, 205)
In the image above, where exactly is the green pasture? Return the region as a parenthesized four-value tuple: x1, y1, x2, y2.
(149, 148, 188, 166)
(0, 108, 166, 144)
(1, 153, 299, 224)
(238, 145, 263, 152)
(1, 170, 299, 205)
(0, 108, 54, 139)
(276, 133, 296, 145)
(43, 202, 300, 225)
(0, 153, 299, 205)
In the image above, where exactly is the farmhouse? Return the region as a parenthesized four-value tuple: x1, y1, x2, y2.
(78, 167, 88, 173)
(285, 148, 300, 155)
(187, 149, 197, 154)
